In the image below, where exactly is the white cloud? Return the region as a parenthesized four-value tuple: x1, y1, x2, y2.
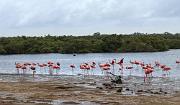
(0, 0, 180, 36)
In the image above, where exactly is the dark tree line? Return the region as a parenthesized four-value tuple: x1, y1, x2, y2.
(0, 32, 180, 54)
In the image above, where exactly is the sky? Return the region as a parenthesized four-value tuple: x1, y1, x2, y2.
(0, 0, 180, 36)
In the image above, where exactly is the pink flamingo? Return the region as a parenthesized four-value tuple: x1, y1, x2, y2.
(140, 62, 145, 67)
(99, 62, 111, 77)
(155, 61, 161, 67)
(109, 59, 116, 74)
(21, 64, 27, 74)
(80, 63, 91, 76)
(48, 61, 54, 65)
(117, 58, 124, 75)
(30, 65, 36, 77)
(80, 63, 87, 76)
(159, 64, 172, 77)
(47, 62, 54, 75)
(90, 62, 96, 75)
(125, 66, 133, 76)
(130, 60, 142, 70)
(144, 67, 153, 83)
(52, 64, 60, 75)
(99, 63, 110, 75)
(102, 66, 111, 79)
(160, 65, 166, 69)
(162, 66, 171, 76)
(37, 63, 45, 74)
(85, 64, 91, 76)
(32, 63, 36, 66)
(15, 63, 22, 74)
(176, 60, 180, 64)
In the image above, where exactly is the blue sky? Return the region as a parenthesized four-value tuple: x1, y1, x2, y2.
(0, 0, 180, 36)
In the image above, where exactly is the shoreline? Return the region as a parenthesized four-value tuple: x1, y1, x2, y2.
(0, 49, 176, 55)
(0, 74, 180, 105)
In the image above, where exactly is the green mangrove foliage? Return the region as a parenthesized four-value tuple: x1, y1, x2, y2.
(0, 32, 180, 54)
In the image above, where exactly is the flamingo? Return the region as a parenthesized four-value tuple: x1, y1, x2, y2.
(15, 63, 22, 74)
(109, 59, 116, 74)
(85, 64, 91, 76)
(30, 65, 36, 77)
(57, 62, 60, 66)
(48, 62, 54, 75)
(117, 58, 124, 75)
(162, 66, 171, 76)
(80, 63, 86, 75)
(70, 64, 75, 75)
(144, 67, 153, 83)
(42, 63, 48, 73)
(52, 64, 60, 75)
(24, 62, 31, 66)
(101, 66, 111, 79)
(153, 61, 161, 71)
(176, 60, 180, 68)
(155, 61, 160, 67)
(125, 66, 133, 76)
(48, 61, 53, 65)
(99, 63, 110, 75)
(130, 60, 135, 65)
(90, 62, 96, 75)
(32, 63, 37, 66)
(159, 64, 172, 77)
(21, 64, 27, 74)
(117, 58, 124, 68)
(140, 62, 145, 67)
(176, 60, 180, 64)
(37, 63, 45, 74)
(134, 61, 140, 65)
(80, 63, 91, 76)
(99, 63, 110, 68)
(92, 61, 96, 66)
(130, 60, 142, 70)
(98, 62, 111, 78)
(146, 64, 154, 69)
(160, 65, 166, 69)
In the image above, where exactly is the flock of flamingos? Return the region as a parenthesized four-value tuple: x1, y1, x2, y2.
(15, 58, 180, 82)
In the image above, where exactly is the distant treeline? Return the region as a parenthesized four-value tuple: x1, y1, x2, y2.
(0, 32, 180, 54)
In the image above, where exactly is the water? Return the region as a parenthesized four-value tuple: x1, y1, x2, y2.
(0, 49, 180, 78)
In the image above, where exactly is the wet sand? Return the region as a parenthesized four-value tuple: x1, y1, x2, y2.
(0, 74, 180, 105)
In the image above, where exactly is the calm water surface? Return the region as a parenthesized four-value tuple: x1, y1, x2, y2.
(0, 49, 180, 78)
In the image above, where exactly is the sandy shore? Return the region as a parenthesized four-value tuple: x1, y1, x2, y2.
(0, 74, 180, 105)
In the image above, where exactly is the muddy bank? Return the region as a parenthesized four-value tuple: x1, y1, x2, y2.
(0, 74, 180, 105)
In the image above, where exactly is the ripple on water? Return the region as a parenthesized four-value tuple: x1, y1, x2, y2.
(30, 100, 100, 105)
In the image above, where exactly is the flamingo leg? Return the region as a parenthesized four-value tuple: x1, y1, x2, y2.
(130, 69, 132, 76)
(33, 70, 36, 78)
(72, 68, 74, 75)
(56, 69, 58, 75)
(22, 69, 25, 75)
(17, 69, 19, 74)
(49, 68, 53, 76)
(144, 74, 147, 83)
(112, 65, 115, 74)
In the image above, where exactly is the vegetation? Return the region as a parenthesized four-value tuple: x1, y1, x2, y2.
(0, 32, 180, 54)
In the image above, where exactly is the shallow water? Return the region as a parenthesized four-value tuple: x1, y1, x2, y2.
(0, 49, 180, 78)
